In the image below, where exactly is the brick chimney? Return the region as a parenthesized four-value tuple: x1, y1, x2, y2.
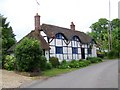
(34, 13, 40, 35)
(70, 22, 75, 30)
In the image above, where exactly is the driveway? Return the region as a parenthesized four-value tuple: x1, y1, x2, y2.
(21, 60, 118, 88)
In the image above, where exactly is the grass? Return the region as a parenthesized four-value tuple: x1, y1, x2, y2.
(41, 68, 78, 77)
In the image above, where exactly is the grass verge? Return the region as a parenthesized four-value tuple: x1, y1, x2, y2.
(41, 68, 78, 77)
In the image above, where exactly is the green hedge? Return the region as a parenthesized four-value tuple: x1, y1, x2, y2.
(49, 57, 60, 68)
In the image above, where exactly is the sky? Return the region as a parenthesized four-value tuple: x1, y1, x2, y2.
(1, 0, 119, 41)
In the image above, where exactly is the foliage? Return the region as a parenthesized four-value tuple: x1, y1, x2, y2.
(88, 18, 120, 57)
(49, 57, 60, 68)
(15, 37, 43, 72)
(107, 49, 119, 59)
(46, 62, 52, 70)
(40, 55, 47, 71)
(86, 57, 102, 63)
(69, 60, 80, 68)
(1, 14, 16, 68)
(4, 55, 16, 70)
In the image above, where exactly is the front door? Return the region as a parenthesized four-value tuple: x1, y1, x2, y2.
(81, 48, 85, 59)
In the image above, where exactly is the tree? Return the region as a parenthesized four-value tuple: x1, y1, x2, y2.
(15, 37, 43, 72)
(89, 18, 109, 51)
(88, 18, 120, 58)
(0, 14, 16, 68)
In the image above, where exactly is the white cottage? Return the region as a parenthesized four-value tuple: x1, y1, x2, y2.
(8, 13, 97, 61)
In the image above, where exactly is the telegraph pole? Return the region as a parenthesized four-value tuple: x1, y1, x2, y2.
(108, 0, 112, 51)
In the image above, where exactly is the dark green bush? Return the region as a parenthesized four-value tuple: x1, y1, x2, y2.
(107, 49, 119, 59)
(49, 57, 60, 68)
(58, 60, 70, 69)
(15, 37, 43, 72)
(69, 60, 80, 68)
(58, 63, 70, 69)
(4, 55, 16, 70)
(46, 62, 52, 69)
(61, 60, 67, 64)
(40, 55, 47, 71)
(86, 57, 102, 63)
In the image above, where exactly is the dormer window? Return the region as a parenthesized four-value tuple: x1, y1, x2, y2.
(56, 33, 62, 39)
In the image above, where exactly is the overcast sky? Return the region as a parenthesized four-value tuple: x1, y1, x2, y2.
(1, 0, 119, 41)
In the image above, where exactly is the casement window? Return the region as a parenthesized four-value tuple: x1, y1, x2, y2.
(56, 47, 63, 54)
(87, 48, 92, 54)
(72, 47, 78, 54)
(56, 33, 62, 39)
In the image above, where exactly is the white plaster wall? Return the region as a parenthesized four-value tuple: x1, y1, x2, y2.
(68, 42, 71, 46)
(78, 48, 81, 54)
(50, 39, 55, 45)
(63, 54, 67, 60)
(56, 39, 62, 46)
(85, 48, 87, 54)
(68, 54, 72, 60)
(73, 54, 78, 60)
(78, 54, 81, 59)
(68, 47, 72, 54)
(50, 54, 55, 57)
(56, 54, 63, 60)
(63, 47, 67, 53)
(45, 50, 49, 60)
(72, 41, 77, 47)
(92, 44, 97, 57)
(63, 41, 67, 46)
(50, 46, 55, 53)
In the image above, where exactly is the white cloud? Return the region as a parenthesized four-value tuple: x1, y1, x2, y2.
(0, 0, 119, 41)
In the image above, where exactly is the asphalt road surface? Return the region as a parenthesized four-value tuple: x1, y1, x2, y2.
(21, 60, 118, 88)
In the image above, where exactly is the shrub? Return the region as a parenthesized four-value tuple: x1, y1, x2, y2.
(61, 60, 67, 64)
(69, 60, 80, 68)
(107, 49, 119, 59)
(58, 63, 70, 69)
(78, 61, 87, 67)
(49, 57, 60, 68)
(4, 55, 16, 70)
(40, 55, 47, 71)
(15, 37, 43, 72)
(58, 60, 70, 69)
(46, 62, 52, 69)
(86, 57, 102, 63)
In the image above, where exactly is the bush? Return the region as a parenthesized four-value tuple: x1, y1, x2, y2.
(4, 55, 16, 70)
(69, 60, 80, 68)
(86, 57, 102, 63)
(49, 57, 60, 68)
(107, 50, 119, 59)
(40, 55, 47, 71)
(58, 60, 70, 69)
(61, 60, 67, 64)
(15, 37, 43, 72)
(46, 62, 52, 69)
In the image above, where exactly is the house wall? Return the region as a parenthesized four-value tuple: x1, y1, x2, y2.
(48, 33, 94, 61)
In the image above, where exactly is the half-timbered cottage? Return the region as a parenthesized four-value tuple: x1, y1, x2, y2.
(8, 13, 97, 61)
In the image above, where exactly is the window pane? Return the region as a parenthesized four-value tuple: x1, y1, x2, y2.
(56, 33, 62, 39)
(56, 47, 63, 54)
(72, 47, 78, 54)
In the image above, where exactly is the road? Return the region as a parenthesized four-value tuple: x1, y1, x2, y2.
(21, 60, 118, 88)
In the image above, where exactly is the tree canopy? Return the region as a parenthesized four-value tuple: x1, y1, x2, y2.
(88, 18, 120, 57)
(0, 14, 16, 67)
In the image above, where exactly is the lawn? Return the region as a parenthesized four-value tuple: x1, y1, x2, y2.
(41, 68, 78, 77)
